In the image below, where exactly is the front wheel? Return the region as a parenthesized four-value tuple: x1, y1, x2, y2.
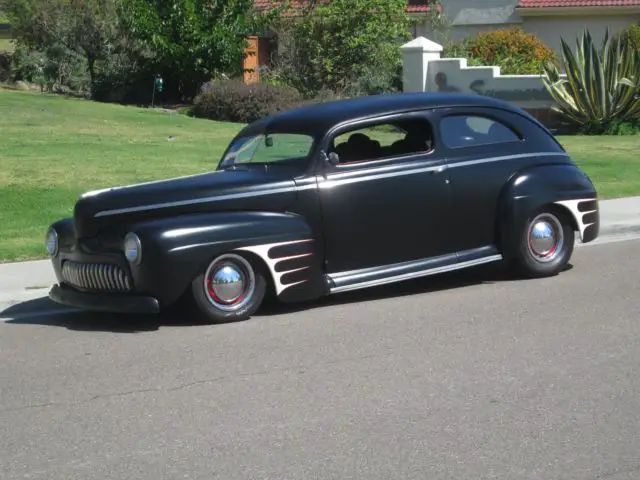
(512, 208, 575, 278)
(189, 253, 267, 323)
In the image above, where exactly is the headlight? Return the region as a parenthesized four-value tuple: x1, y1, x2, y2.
(124, 232, 142, 265)
(45, 227, 58, 257)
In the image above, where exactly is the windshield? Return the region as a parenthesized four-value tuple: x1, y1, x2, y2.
(219, 133, 315, 168)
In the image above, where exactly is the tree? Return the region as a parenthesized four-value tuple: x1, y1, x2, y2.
(0, 0, 10, 21)
(270, 0, 411, 97)
(7, 0, 122, 93)
(118, 0, 261, 99)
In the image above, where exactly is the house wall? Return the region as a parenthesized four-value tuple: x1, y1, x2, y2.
(413, 0, 639, 57)
(436, 0, 520, 29)
(521, 15, 638, 53)
(414, 0, 521, 43)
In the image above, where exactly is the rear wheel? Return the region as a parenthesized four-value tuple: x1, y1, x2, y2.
(512, 208, 574, 278)
(190, 253, 267, 323)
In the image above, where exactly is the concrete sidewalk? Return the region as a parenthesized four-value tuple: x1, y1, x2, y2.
(1, 195, 639, 302)
(597, 196, 640, 236)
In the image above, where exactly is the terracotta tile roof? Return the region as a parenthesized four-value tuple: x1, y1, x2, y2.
(252, 0, 439, 14)
(517, 0, 640, 7)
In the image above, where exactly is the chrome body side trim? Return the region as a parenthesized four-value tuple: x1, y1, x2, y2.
(328, 247, 503, 294)
(94, 185, 298, 218)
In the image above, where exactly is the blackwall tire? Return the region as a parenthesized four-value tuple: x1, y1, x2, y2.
(513, 208, 575, 278)
(189, 253, 267, 323)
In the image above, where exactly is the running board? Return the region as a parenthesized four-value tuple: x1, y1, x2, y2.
(327, 246, 503, 294)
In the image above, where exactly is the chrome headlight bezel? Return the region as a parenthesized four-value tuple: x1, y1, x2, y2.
(123, 232, 142, 265)
(45, 227, 59, 257)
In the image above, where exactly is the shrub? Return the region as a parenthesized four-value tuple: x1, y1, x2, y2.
(91, 50, 158, 105)
(455, 28, 556, 74)
(341, 60, 404, 97)
(10, 43, 89, 94)
(442, 41, 484, 67)
(604, 120, 640, 136)
(191, 79, 305, 123)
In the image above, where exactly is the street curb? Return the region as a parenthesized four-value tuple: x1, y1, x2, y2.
(0, 288, 51, 306)
(600, 224, 640, 237)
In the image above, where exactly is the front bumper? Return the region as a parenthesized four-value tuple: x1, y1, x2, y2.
(49, 283, 161, 314)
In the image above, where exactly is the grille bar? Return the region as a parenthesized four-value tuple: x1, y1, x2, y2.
(61, 260, 132, 292)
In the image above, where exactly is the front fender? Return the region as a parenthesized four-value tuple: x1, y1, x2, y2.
(128, 211, 327, 307)
(497, 164, 599, 256)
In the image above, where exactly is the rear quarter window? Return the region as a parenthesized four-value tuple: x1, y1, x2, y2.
(440, 114, 521, 149)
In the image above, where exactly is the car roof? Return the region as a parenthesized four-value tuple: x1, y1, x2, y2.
(234, 92, 533, 139)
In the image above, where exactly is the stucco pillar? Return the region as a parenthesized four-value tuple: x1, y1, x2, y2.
(400, 37, 443, 93)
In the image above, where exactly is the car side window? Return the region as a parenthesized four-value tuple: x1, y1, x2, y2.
(330, 117, 434, 165)
(440, 114, 520, 149)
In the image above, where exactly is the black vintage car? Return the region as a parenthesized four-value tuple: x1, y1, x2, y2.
(46, 92, 600, 322)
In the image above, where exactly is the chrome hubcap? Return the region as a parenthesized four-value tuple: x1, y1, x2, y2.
(204, 254, 255, 312)
(527, 213, 564, 262)
(211, 266, 245, 303)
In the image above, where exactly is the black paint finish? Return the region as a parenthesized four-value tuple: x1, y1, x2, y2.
(316, 154, 453, 273)
(46, 92, 600, 314)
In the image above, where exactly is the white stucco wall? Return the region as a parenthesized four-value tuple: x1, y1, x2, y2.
(400, 37, 564, 109)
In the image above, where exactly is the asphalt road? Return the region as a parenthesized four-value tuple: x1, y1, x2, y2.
(1, 238, 639, 480)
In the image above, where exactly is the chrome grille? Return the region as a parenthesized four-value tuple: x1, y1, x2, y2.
(61, 260, 132, 292)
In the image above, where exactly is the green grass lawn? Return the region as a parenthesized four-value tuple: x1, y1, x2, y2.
(555, 135, 640, 199)
(0, 89, 242, 261)
(0, 89, 638, 262)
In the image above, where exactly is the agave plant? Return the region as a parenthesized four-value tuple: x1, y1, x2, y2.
(542, 28, 640, 133)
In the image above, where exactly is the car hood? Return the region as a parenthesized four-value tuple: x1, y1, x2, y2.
(73, 168, 299, 238)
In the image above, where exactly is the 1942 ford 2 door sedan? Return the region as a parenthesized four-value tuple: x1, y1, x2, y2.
(46, 92, 600, 323)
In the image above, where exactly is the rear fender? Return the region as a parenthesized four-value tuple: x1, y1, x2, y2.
(129, 211, 327, 307)
(497, 164, 599, 256)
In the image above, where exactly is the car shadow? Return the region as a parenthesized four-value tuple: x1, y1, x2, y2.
(0, 297, 197, 333)
(1, 262, 573, 333)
